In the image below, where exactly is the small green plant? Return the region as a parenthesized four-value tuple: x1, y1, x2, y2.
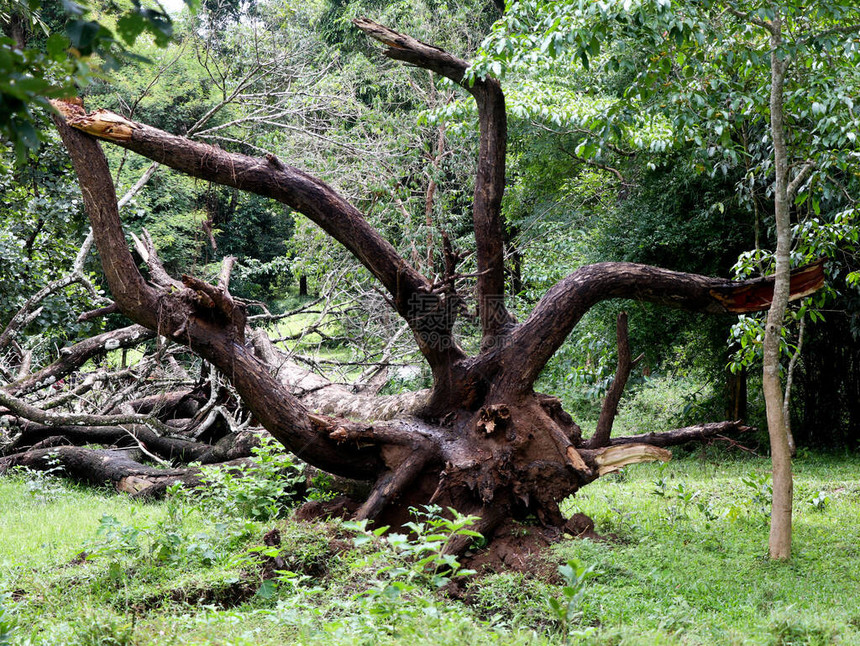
(651, 461, 670, 497)
(809, 491, 831, 511)
(306, 470, 337, 502)
(0, 592, 17, 646)
(547, 558, 598, 643)
(741, 472, 773, 517)
(14, 452, 65, 504)
(198, 436, 304, 520)
(88, 514, 143, 561)
(651, 468, 710, 523)
(672, 482, 698, 512)
(343, 505, 481, 613)
(696, 500, 720, 523)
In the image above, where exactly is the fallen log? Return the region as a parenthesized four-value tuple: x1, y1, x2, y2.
(0, 446, 205, 496)
(2, 423, 259, 463)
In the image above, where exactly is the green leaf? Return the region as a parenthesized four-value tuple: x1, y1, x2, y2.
(45, 33, 70, 61)
(117, 13, 147, 46)
(255, 579, 278, 600)
(65, 20, 106, 56)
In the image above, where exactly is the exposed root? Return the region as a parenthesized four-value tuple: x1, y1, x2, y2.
(443, 503, 508, 556)
(355, 444, 435, 521)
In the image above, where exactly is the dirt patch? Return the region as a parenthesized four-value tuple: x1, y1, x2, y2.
(131, 577, 257, 612)
(564, 512, 610, 541)
(67, 551, 89, 566)
(463, 521, 561, 581)
(294, 495, 360, 521)
(462, 514, 609, 583)
(167, 579, 256, 607)
(259, 528, 287, 580)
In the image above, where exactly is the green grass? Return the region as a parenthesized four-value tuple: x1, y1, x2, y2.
(556, 451, 860, 644)
(1, 451, 859, 645)
(0, 479, 165, 571)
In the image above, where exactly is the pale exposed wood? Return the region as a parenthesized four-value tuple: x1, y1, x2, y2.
(587, 444, 672, 476)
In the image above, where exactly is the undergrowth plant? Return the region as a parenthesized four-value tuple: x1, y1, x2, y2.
(343, 505, 481, 615)
(86, 483, 254, 573)
(0, 592, 17, 646)
(809, 490, 831, 511)
(12, 453, 65, 505)
(547, 558, 599, 644)
(197, 436, 304, 521)
(741, 472, 773, 519)
(650, 464, 780, 526)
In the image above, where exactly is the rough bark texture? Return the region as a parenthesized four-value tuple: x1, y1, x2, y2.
(764, 17, 793, 561)
(0, 446, 212, 496)
(4, 325, 154, 397)
(2, 423, 258, 464)
(41, 20, 826, 554)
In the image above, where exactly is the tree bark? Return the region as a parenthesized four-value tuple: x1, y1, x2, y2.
(2, 423, 258, 464)
(495, 260, 823, 396)
(48, 101, 463, 378)
(764, 17, 793, 561)
(0, 446, 209, 496)
(587, 312, 634, 448)
(4, 325, 154, 397)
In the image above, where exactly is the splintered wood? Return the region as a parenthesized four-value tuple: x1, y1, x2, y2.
(591, 444, 671, 476)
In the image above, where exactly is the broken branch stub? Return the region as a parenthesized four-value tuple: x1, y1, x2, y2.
(585, 444, 672, 476)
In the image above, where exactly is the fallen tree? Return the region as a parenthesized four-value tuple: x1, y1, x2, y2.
(3, 19, 824, 552)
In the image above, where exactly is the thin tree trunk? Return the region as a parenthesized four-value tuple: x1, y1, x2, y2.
(299, 275, 308, 297)
(764, 18, 793, 561)
(586, 312, 634, 449)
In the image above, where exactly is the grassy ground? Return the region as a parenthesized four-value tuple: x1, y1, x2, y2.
(1, 450, 858, 645)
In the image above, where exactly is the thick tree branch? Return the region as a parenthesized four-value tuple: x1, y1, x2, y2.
(580, 443, 671, 476)
(609, 420, 751, 447)
(0, 387, 173, 434)
(50, 99, 464, 372)
(498, 260, 825, 393)
(0, 445, 231, 497)
(52, 103, 385, 480)
(3, 422, 259, 464)
(354, 18, 514, 342)
(51, 104, 160, 328)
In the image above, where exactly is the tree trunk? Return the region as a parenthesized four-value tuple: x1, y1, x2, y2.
(299, 274, 308, 297)
(763, 18, 793, 561)
(726, 366, 747, 421)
